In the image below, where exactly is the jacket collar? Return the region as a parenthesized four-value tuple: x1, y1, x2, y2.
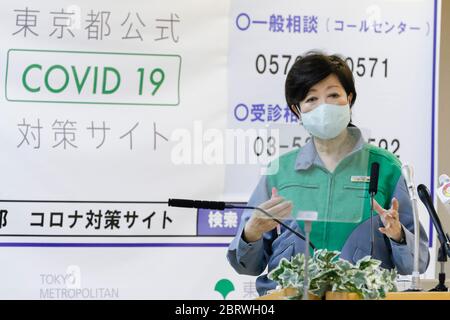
(294, 127, 365, 171)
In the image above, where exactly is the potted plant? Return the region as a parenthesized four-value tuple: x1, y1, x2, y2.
(268, 249, 397, 300)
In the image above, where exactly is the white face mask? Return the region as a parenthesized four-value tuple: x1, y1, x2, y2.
(300, 103, 350, 140)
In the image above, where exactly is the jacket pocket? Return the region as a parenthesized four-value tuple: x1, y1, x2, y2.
(343, 184, 386, 198)
(279, 183, 319, 190)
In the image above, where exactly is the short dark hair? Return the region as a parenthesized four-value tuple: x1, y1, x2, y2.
(285, 51, 357, 113)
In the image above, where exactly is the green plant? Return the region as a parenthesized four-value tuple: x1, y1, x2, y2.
(268, 249, 397, 300)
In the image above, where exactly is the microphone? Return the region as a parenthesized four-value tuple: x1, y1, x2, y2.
(437, 174, 450, 209)
(369, 162, 380, 257)
(402, 165, 417, 199)
(168, 198, 316, 250)
(369, 162, 379, 196)
(168, 198, 226, 210)
(439, 174, 450, 186)
(417, 184, 450, 291)
(401, 164, 421, 291)
(417, 184, 450, 251)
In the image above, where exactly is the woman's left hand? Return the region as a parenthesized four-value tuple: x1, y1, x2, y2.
(373, 198, 404, 242)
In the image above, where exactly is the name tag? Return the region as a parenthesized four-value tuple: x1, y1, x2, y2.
(351, 176, 370, 183)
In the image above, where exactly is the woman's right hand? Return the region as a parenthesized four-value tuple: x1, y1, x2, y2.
(243, 187, 293, 243)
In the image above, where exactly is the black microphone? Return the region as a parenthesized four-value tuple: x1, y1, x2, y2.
(369, 162, 380, 257)
(369, 162, 380, 195)
(168, 198, 316, 250)
(168, 198, 226, 210)
(417, 184, 450, 255)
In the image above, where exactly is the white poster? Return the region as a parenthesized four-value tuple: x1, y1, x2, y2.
(0, 0, 440, 299)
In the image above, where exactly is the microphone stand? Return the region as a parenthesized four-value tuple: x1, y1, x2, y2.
(368, 162, 379, 259)
(167, 199, 316, 250)
(409, 196, 422, 291)
(431, 239, 450, 291)
(370, 192, 375, 257)
(402, 165, 421, 291)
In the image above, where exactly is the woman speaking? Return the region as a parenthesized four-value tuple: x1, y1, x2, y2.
(227, 52, 430, 296)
